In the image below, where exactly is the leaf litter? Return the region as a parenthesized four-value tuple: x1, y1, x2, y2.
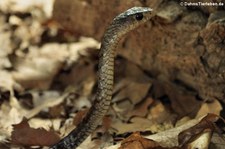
(0, 1, 224, 149)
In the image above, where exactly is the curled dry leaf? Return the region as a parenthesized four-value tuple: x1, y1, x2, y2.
(126, 97, 154, 120)
(119, 132, 160, 149)
(178, 113, 224, 147)
(119, 132, 180, 149)
(113, 79, 151, 104)
(195, 99, 222, 118)
(184, 130, 212, 149)
(145, 118, 201, 147)
(11, 118, 60, 146)
(110, 117, 155, 135)
(25, 91, 67, 119)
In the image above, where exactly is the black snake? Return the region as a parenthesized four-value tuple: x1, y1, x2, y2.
(50, 7, 153, 149)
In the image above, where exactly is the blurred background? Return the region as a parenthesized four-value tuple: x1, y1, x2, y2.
(0, 0, 224, 149)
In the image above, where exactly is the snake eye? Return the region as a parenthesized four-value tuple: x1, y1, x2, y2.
(135, 13, 143, 21)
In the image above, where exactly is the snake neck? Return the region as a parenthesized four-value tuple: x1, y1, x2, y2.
(96, 25, 121, 102)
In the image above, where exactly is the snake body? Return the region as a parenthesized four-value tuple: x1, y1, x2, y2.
(50, 7, 153, 149)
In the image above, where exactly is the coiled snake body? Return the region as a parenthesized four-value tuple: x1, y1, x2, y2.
(50, 7, 153, 149)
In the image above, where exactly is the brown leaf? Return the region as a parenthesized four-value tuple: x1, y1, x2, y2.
(102, 116, 112, 131)
(73, 109, 88, 126)
(113, 79, 151, 104)
(119, 132, 161, 149)
(127, 97, 154, 119)
(111, 117, 154, 135)
(119, 132, 179, 149)
(11, 118, 60, 146)
(153, 80, 202, 117)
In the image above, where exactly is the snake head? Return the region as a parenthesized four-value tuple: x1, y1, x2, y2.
(110, 7, 153, 38)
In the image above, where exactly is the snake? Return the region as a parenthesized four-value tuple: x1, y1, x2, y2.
(50, 7, 153, 149)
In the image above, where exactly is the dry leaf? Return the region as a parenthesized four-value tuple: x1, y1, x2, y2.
(12, 45, 65, 89)
(153, 80, 202, 117)
(73, 109, 88, 126)
(126, 97, 153, 119)
(110, 117, 155, 135)
(195, 100, 222, 118)
(178, 113, 222, 147)
(210, 133, 225, 149)
(11, 118, 60, 146)
(0, 0, 54, 18)
(0, 102, 23, 143)
(183, 130, 212, 149)
(148, 100, 176, 124)
(119, 132, 179, 149)
(145, 118, 200, 147)
(113, 79, 151, 104)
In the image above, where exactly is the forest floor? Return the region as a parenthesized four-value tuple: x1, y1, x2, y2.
(0, 0, 224, 149)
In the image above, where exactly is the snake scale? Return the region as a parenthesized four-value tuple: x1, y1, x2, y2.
(50, 7, 153, 149)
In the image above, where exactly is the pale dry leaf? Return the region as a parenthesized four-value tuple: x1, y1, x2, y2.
(52, 119, 63, 132)
(12, 58, 62, 89)
(13, 20, 44, 49)
(31, 90, 60, 107)
(10, 96, 29, 116)
(0, 71, 22, 93)
(105, 144, 121, 149)
(0, 0, 54, 17)
(59, 118, 75, 137)
(126, 97, 153, 119)
(77, 136, 100, 149)
(175, 116, 191, 127)
(0, 31, 13, 69)
(8, 15, 23, 26)
(12, 38, 99, 90)
(0, 31, 12, 55)
(178, 113, 220, 147)
(74, 96, 92, 111)
(0, 102, 24, 143)
(195, 100, 222, 118)
(28, 118, 61, 131)
(110, 117, 155, 135)
(10, 90, 67, 119)
(113, 100, 133, 117)
(12, 44, 68, 89)
(67, 37, 100, 65)
(25, 93, 67, 119)
(147, 100, 176, 124)
(37, 43, 69, 61)
(0, 57, 11, 69)
(185, 130, 212, 149)
(113, 79, 151, 104)
(145, 116, 206, 147)
(0, 129, 9, 143)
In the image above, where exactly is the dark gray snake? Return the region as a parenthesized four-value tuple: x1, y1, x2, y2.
(50, 7, 153, 149)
